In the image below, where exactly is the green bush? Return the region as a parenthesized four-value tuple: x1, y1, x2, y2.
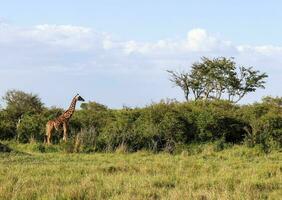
(185, 100, 246, 143)
(16, 114, 45, 143)
(239, 99, 282, 152)
(74, 127, 99, 153)
(99, 109, 142, 152)
(1, 94, 281, 153)
(0, 111, 15, 140)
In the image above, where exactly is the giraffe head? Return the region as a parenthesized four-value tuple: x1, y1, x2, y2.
(75, 94, 85, 102)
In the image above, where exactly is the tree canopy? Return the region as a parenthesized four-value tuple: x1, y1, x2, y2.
(80, 101, 108, 112)
(2, 89, 44, 119)
(168, 57, 268, 103)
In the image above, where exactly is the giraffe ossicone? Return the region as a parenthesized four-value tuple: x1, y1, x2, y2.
(45, 94, 85, 144)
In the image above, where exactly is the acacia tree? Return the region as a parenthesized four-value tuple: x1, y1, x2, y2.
(2, 89, 44, 120)
(167, 70, 191, 101)
(168, 57, 268, 103)
(1, 90, 44, 140)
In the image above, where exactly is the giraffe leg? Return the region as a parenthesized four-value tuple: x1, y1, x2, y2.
(63, 122, 68, 142)
(46, 121, 53, 145)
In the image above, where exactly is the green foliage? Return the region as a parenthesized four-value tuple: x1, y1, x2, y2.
(0, 90, 44, 140)
(65, 127, 100, 153)
(99, 109, 143, 152)
(168, 57, 268, 102)
(80, 101, 108, 111)
(183, 100, 246, 143)
(16, 114, 45, 143)
(2, 89, 43, 119)
(0, 89, 281, 153)
(0, 111, 15, 139)
(70, 108, 113, 133)
(0, 142, 12, 152)
(238, 98, 282, 152)
(75, 127, 99, 153)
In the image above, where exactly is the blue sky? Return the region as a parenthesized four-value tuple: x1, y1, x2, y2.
(0, 1, 282, 108)
(1, 1, 281, 44)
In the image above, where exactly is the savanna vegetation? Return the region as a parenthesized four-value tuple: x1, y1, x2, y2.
(0, 57, 281, 199)
(0, 143, 281, 199)
(1, 91, 281, 153)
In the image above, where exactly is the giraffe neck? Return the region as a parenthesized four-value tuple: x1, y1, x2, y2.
(63, 97, 78, 119)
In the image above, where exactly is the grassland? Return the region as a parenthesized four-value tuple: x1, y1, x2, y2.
(0, 143, 281, 200)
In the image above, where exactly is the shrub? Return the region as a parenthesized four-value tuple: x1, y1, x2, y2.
(239, 100, 282, 152)
(74, 127, 98, 153)
(187, 100, 246, 143)
(0, 111, 15, 140)
(0, 92, 281, 153)
(16, 114, 45, 143)
(99, 109, 142, 152)
(0, 142, 12, 153)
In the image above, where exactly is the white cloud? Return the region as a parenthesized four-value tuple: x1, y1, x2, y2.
(186, 28, 216, 51)
(237, 45, 282, 56)
(185, 29, 235, 53)
(0, 24, 281, 107)
(1, 24, 281, 70)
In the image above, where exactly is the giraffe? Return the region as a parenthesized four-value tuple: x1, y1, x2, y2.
(45, 94, 85, 144)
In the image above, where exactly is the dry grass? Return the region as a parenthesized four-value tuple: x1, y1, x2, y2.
(0, 143, 281, 200)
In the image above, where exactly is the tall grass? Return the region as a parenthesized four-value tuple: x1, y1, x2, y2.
(0, 143, 281, 199)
